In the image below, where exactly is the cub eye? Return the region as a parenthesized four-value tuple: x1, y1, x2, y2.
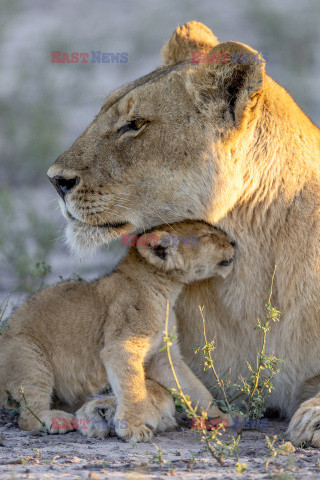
(218, 258, 234, 267)
(118, 118, 148, 135)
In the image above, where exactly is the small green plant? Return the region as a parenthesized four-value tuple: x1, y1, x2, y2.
(58, 272, 83, 283)
(277, 442, 295, 456)
(44, 455, 59, 466)
(187, 451, 198, 472)
(239, 267, 283, 419)
(265, 435, 278, 470)
(163, 268, 283, 467)
(163, 301, 240, 466)
(235, 462, 247, 473)
(194, 308, 240, 417)
(33, 262, 52, 292)
(149, 444, 167, 468)
(265, 436, 296, 472)
(34, 448, 42, 458)
(195, 266, 283, 423)
(299, 440, 308, 449)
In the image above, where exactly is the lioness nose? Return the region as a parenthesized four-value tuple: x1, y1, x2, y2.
(48, 175, 80, 200)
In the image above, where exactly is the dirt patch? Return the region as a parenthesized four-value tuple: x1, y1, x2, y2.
(1, 415, 320, 479)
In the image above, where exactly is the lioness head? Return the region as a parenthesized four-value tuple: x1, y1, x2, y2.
(47, 21, 265, 254)
(136, 220, 234, 283)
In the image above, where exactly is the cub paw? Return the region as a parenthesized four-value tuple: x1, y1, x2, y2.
(76, 396, 116, 439)
(19, 410, 75, 434)
(288, 402, 320, 447)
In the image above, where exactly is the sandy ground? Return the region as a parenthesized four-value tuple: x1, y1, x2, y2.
(1, 413, 320, 479)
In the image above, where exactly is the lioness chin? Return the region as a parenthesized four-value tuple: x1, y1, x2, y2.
(0, 221, 233, 442)
(47, 21, 320, 446)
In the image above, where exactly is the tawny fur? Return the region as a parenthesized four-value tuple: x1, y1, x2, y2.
(161, 21, 218, 66)
(47, 21, 320, 446)
(0, 221, 233, 442)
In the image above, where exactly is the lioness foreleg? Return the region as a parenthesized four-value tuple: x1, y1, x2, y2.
(146, 350, 231, 425)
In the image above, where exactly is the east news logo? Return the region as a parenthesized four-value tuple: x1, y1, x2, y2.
(51, 51, 128, 63)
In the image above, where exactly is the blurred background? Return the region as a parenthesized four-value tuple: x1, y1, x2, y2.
(1, 0, 320, 314)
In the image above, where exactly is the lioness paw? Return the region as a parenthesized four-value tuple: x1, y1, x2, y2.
(116, 421, 154, 443)
(207, 407, 232, 428)
(288, 401, 320, 447)
(76, 396, 116, 439)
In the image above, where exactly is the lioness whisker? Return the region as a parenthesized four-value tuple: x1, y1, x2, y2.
(85, 198, 147, 234)
(94, 195, 174, 232)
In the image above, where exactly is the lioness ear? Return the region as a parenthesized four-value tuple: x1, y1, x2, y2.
(186, 41, 265, 126)
(162, 21, 219, 66)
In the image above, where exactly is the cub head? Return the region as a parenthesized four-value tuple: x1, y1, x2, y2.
(136, 220, 235, 283)
(47, 21, 265, 255)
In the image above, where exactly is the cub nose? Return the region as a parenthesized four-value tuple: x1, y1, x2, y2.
(48, 175, 80, 200)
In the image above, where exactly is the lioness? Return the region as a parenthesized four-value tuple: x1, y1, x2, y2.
(47, 21, 320, 446)
(0, 221, 234, 442)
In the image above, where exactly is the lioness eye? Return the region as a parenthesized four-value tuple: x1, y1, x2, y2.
(117, 118, 147, 134)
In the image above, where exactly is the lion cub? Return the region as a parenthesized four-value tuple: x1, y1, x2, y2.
(0, 221, 234, 442)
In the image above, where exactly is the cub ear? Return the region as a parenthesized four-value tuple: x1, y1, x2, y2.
(186, 41, 265, 127)
(136, 232, 183, 271)
(161, 21, 219, 66)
